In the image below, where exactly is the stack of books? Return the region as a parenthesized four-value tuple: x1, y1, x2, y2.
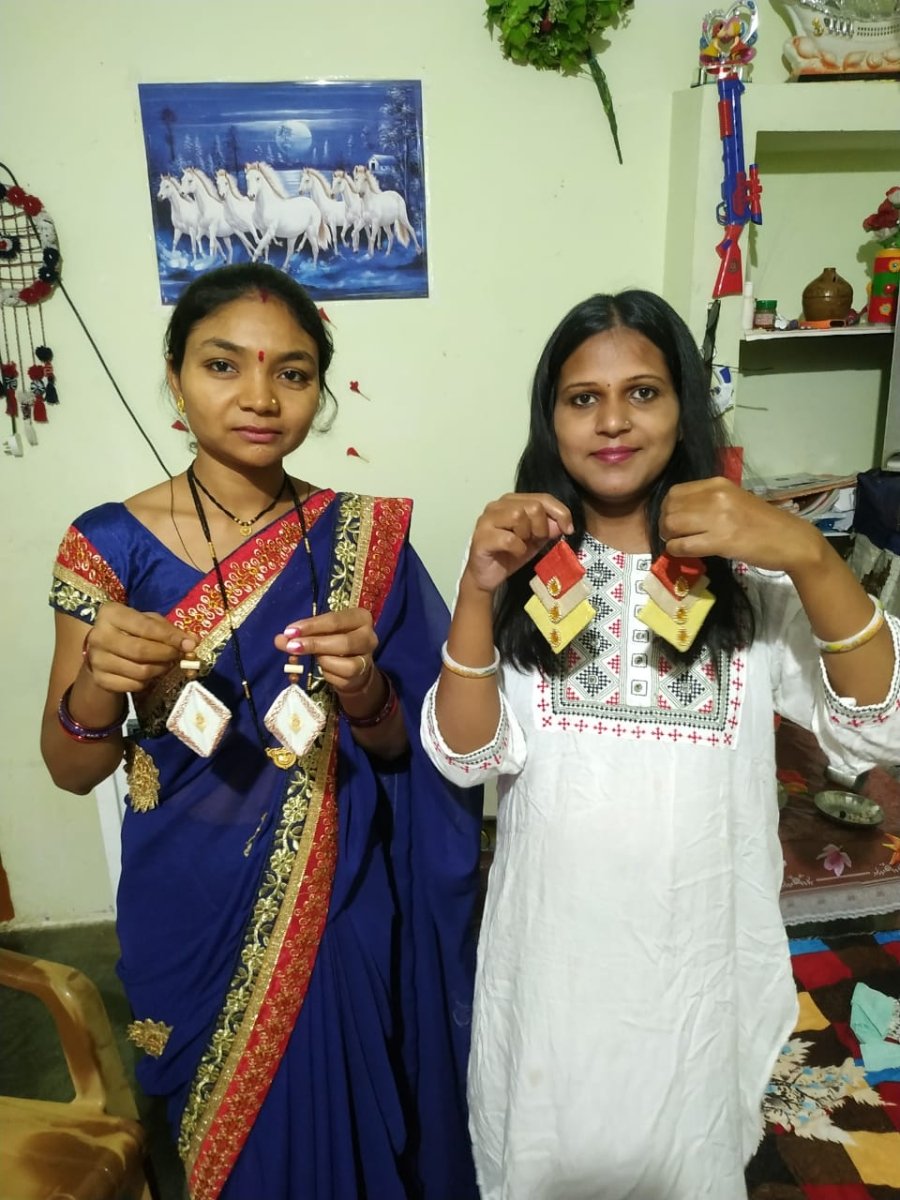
(747, 473, 858, 535)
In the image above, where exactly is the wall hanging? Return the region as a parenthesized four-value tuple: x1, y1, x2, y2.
(139, 80, 429, 305)
(0, 163, 61, 457)
(484, 1, 634, 164)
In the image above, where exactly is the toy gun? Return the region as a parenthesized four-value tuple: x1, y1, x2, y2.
(713, 73, 762, 298)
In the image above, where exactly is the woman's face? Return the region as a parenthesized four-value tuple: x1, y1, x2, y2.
(168, 291, 321, 470)
(553, 326, 681, 526)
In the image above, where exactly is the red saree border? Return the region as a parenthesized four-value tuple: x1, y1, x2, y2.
(183, 493, 412, 1200)
(52, 526, 127, 608)
(170, 489, 336, 640)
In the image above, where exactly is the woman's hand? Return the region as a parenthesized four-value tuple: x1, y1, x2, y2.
(462, 493, 575, 594)
(659, 477, 824, 574)
(83, 602, 197, 695)
(276, 608, 379, 699)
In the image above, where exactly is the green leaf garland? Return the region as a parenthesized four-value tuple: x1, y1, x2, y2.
(485, 0, 633, 164)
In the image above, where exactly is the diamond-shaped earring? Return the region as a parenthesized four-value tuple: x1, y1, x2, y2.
(166, 657, 231, 756)
(264, 657, 325, 765)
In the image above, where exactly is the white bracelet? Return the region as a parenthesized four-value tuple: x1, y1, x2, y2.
(812, 595, 885, 655)
(440, 641, 501, 679)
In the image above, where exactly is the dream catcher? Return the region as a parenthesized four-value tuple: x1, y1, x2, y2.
(0, 163, 61, 457)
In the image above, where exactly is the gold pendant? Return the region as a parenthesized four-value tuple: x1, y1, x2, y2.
(266, 746, 297, 770)
(237, 520, 253, 536)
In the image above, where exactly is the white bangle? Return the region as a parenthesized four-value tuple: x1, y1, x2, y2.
(812, 595, 885, 655)
(440, 641, 500, 679)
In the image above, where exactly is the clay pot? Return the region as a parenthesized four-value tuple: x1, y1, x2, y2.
(802, 267, 853, 321)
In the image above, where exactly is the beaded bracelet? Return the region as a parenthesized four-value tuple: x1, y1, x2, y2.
(440, 642, 501, 679)
(57, 684, 127, 742)
(342, 672, 399, 729)
(813, 595, 885, 655)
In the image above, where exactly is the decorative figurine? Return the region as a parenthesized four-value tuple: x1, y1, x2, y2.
(699, 3, 763, 298)
(781, 1, 900, 80)
(862, 186, 900, 326)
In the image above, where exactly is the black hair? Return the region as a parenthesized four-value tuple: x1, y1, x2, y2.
(164, 263, 336, 421)
(494, 289, 755, 674)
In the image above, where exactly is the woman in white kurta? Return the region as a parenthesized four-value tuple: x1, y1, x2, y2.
(420, 291, 899, 1200)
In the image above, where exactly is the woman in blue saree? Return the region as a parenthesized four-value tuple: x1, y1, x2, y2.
(41, 263, 482, 1200)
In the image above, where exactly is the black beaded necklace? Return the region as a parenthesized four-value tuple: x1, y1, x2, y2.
(185, 467, 321, 769)
(189, 465, 288, 536)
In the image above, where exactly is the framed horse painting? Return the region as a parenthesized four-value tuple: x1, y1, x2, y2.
(138, 80, 429, 304)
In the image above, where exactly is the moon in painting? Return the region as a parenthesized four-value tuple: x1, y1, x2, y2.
(276, 120, 313, 156)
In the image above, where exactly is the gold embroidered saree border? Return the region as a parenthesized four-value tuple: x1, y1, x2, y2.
(180, 493, 403, 1200)
(50, 525, 128, 621)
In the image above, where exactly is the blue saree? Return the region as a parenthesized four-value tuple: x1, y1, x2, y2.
(50, 490, 482, 1200)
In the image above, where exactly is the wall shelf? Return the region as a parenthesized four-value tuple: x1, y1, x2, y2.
(742, 325, 893, 342)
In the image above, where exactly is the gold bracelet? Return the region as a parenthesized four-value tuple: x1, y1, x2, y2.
(813, 595, 885, 655)
(440, 641, 500, 679)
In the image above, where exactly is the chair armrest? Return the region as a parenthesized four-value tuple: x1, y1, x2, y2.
(0, 947, 138, 1119)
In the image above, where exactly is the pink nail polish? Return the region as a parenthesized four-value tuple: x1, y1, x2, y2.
(283, 626, 299, 637)
(286, 638, 303, 652)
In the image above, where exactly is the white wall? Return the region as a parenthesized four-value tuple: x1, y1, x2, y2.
(0, 0, 807, 923)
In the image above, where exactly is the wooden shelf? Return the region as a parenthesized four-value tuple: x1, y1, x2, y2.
(742, 325, 894, 343)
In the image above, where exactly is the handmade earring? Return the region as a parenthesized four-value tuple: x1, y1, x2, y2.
(524, 540, 595, 653)
(176, 394, 186, 414)
(263, 654, 326, 767)
(636, 552, 715, 651)
(165, 655, 232, 756)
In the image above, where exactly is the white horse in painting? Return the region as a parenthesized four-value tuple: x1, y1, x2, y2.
(157, 174, 201, 260)
(351, 166, 421, 257)
(330, 169, 367, 252)
(298, 167, 347, 253)
(178, 167, 243, 262)
(214, 169, 263, 257)
(244, 162, 330, 268)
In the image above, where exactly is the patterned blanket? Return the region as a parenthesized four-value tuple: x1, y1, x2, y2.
(746, 931, 900, 1198)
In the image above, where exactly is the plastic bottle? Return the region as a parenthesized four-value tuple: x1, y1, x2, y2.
(741, 281, 754, 332)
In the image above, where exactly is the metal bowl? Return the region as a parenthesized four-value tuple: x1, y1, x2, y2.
(813, 789, 884, 828)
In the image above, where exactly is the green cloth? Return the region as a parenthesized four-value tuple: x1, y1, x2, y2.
(850, 981, 900, 1072)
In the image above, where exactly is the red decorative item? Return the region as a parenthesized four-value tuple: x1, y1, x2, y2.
(650, 552, 707, 598)
(0, 166, 63, 451)
(349, 380, 372, 401)
(346, 446, 370, 462)
(317, 307, 332, 323)
(533, 540, 585, 597)
(171, 419, 189, 432)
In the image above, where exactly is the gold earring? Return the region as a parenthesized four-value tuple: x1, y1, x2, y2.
(176, 394, 186, 414)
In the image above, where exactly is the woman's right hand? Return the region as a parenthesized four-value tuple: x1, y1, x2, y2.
(462, 493, 574, 594)
(82, 602, 197, 695)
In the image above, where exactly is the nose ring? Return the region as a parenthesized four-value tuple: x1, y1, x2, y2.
(270, 397, 278, 407)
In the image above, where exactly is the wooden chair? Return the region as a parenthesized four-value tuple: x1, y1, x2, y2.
(0, 947, 154, 1200)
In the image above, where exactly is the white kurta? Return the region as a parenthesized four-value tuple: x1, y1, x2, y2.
(421, 536, 900, 1200)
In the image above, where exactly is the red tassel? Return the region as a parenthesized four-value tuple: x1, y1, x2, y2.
(5, 393, 17, 419)
(346, 446, 370, 462)
(171, 420, 189, 432)
(33, 397, 47, 422)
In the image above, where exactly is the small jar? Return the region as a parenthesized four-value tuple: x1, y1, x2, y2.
(753, 299, 777, 330)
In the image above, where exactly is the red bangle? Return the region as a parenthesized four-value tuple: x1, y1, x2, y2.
(57, 684, 127, 742)
(342, 672, 399, 729)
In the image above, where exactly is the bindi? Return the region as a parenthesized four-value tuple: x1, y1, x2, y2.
(258, 288, 269, 303)
(258, 350, 265, 362)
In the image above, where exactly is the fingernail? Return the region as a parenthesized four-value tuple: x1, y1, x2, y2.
(283, 626, 299, 637)
(285, 638, 303, 652)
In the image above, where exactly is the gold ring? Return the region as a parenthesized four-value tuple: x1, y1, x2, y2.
(356, 655, 369, 676)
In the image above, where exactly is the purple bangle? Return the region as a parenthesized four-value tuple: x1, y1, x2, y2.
(57, 684, 127, 743)
(342, 672, 399, 729)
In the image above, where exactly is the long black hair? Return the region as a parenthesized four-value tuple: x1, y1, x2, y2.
(495, 290, 755, 673)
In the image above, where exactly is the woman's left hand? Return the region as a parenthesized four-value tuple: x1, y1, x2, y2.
(275, 608, 379, 698)
(659, 477, 824, 574)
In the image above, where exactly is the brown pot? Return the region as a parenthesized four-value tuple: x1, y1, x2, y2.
(802, 267, 853, 321)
